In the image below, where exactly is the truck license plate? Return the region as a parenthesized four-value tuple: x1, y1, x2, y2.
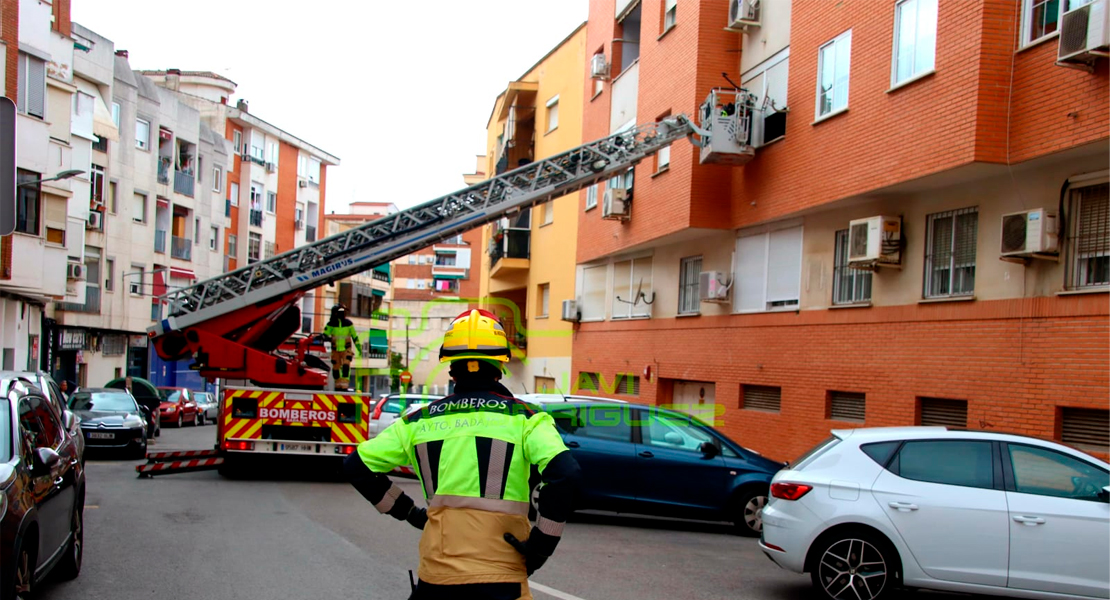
(279, 443, 314, 453)
(88, 432, 114, 439)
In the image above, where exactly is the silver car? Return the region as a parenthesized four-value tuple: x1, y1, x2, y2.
(192, 392, 219, 425)
(367, 393, 443, 438)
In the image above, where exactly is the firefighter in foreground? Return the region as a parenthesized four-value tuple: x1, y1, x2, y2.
(323, 303, 361, 390)
(343, 309, 581, 600)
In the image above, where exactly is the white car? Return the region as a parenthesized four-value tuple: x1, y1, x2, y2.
(760, 427, 1109, 600)
(367, 393, 443, 438)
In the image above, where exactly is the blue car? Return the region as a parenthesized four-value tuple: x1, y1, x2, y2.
(529, 400, 784, 536)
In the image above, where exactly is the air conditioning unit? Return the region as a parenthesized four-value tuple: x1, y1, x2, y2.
(602, 188, 630, 221)
(298, 179, 308, 188)
(266, 162, 277, 173)
(86, 211, 104, 230)
(1000, 209, 1059, 257)
(699, 271, 732, 302)
(294, 218, 305, 230)
(561, 299, 579, 322)
(66, 262, 85, 281)
(590, 53, 610, 80)
(848, 216, 902, 268)
(1058, 0, 1109, 63)
(240, 152, 251, 162)
(726, 0, 761, 31)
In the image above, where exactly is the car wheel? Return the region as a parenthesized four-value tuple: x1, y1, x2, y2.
(528, 482, 542, 521)
(10, 538, 34, 599)
(132, 439, 148, 460)
(810, 531, 895, 600)
(198, 413, 205, 426)
(176, 414, 182, 428)
(731, 488, 768, 537)
(55, 507, 83, 580)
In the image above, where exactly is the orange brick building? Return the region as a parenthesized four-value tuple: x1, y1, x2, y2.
(572, 0, 1109, 461)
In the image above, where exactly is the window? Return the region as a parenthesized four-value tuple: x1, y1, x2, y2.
(233, 130, 242, 153)
(816, 30, 852, 118)
(742, 385, 781, 412)
(111, 102, 120, 127)
(408, 255, 416, 265)
(248, 233, 262, 262)
(663, 0, 677, 31)
(105, 258, 115, 291)
(896, 441, 994, 489)
(308, 158, 321, 184)
(541, 201, 554, 226)
(15, 170, 41, 235)
(90, 164, 105, 207)
(194, 217, 201, 244)
(576, 372, 602, 392)
(129, 265, 144, 295)
(861, 441, 901, 467)
(434, 253, 456, 266)
(266, 191, 277, 214)
(678, 255, 702, 315)
(207, 227, 219, 250)
(92, 135, 108, 153)
(132, 193, 147, 223)
(615, 374, 640, 396)
(1060, 407, 1109, 451)
(417, 280, 427, 290)
(213, 166, 222, 193)
(229, 182, 239, 207)
(586, 184, 599, 211)
(250, 130, 265, 161)
(135, 118, 150, 150)
(1008, 444, 1108, 501)
(616, 3, 641, 73)
(108, 181, 118, 214)
(250, 183, 263, 209)
(828, 391, 866, 422)
(545, 95, 559, 132)
(1023, 0, 1064, 46)
(268, 142, 279, 166)
(297, 155, 307, 178)
(16, 53, 45, 119)
(434, 278, 459, 293)
(893, 0, 937, 85)
(580, 265, 607, 320)
(538, 283, 550, 317)
(735, 224, 803, 312)
(833, 229, 873, 305)
(612, 257, 653, 319)
(918, 397, 968, 427)
(924, 207, 978, 298)
(1065, 182, 1109, 290)
(656, 144, 671, 172)
(743, 52, 789, 145)
(644, 412, 717, 453)
(228, 234, 237, 257)
(566, 405, 632, 443)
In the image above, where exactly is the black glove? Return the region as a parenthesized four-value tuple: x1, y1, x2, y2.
(503, 532, 550, 576)
(406, 506, 427, 530)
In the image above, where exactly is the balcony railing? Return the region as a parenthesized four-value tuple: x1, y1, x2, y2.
(249, 209, 263, 227)
(171, 236, 192, 260)
(306, 225, 316, 242)
(372, 270, 390, 283)
(154, 229, 167, 254)
(59, 286, 101, 314)
(174, 170, 195, 197)
(489, 229, 530, 268)
(157, 159, 171, 185)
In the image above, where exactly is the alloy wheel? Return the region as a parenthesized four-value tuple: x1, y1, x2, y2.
(817, 538, 888, 600)
(71, 510, 84, 570)
(14, 546, 31, 596)
(743, 494, 767, 533)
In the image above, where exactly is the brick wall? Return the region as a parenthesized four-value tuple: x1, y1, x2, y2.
(276, 143, 298, 254)
(571, 294, 1108, 462)
(0, 0, 17, 280)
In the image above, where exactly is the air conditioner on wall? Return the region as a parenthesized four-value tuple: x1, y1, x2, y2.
(561, 299, 579, 322)
(848, 216, 902, 268)
(1000, 209, 1059, 257)
(726, 0, 761, 31)
(87, 211, 104, 230)
(298, 179, 308, 188)
(602, 188, 630, 221)
(66, 262, 85, 280)
(1058, 0, 1110, 63)
(699, 271, 732, 302)
(590, 53, 609, 80)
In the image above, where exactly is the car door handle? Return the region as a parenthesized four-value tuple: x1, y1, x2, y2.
(1013, 515, 1046, 526)
(888, 501, 919, 512)
(53, 477, 64, 487)
(638, 451, 654, 458)
(565, 441, 579, 449)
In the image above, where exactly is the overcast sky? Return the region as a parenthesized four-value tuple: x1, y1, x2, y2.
(72, 0, 588, 214)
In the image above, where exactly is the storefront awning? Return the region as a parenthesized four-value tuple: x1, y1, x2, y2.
(169, 267, 196, 280)
(92, 93, 119, 142)
(367, 329, 389, 353)
(371, 289, 385, 297)
(434, 273, 465, 280)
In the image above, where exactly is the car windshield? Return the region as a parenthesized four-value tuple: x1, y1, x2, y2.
(164, 391, 183, 403)
(0, 399, 10, 462)
(70, 392, 136, 412)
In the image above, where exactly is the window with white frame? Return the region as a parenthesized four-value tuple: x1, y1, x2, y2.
(546, 95, 559, 132)
(1065, 182, 1109, 290)
(248, 232, 262, 262)
(893, 0, 937, 85)
(213, 166, 222, 192)
(541, 201, 554, 226)
(678, 255, 702, 315)
(266, 191, 277, 214)
(111, 102, 121, 127)
(923, 207, 978, 298)
(833, 229, 873, 305)
(135, 118, 151, 150)
(816, 30, 852, 119)
(580, 265, 608, 321)
(664, 0, 677, 30)
(656, 145, 671, 172)
(250, 130, 265, 161)
(105, 258, 115, 292)
(308, 158, 321, 184)
(538, 283, 550, 317)
(297, 155, 307, 178)
(233, 130, 242, 154)
(612, 257, 653, 319)
(742, 51, 790, 146)
(132, 193, 147, 223)
(228, 234, 237, 256)
(735, 224, 803, 312)
(268, 142, 279, 166)
(229, 182, 239, 207)
(210, 226, 219, 251)
(586, 183, 600, 210)
(129, 265, 144, 295)
(1022, 0, 1065, 46)
(194, 217, 201, 244)
(16, 53, 45, 119)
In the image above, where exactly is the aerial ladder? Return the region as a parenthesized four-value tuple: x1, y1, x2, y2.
(148, 89, 758, 391)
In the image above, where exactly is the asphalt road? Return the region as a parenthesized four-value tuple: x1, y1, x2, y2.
(34, 424, 986, 600)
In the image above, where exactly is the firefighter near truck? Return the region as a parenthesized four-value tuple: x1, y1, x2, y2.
(140, 90, 755, 477)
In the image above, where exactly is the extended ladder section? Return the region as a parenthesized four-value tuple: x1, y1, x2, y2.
(149, 114, 709, 388)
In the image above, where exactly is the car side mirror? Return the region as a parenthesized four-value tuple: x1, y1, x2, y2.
(63, 410, 78, 430)
(138, 405, 150, 415)
(33, 447, 62, 472)
(700, 442, 719, 458)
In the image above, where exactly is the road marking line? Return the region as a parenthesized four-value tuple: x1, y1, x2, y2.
(530, 581, 589, 600)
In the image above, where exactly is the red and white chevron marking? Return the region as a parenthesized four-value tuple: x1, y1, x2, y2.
(145, 449, 220, 461)
(136, 457, 224, 476)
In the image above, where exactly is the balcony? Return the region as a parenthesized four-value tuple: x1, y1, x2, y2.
(249, 209, 263, 227)
(372, 270, 390, 283)
(154, 229, 167, 254)
(58, 286, 101, 314)
(157, 158, 171, 185)
(171, 236, 191, 261)
(432, 265, 469, 279)
(306, 225, 316, 242)
(174, 170, 195, 197)
(489, 229, 530, 278)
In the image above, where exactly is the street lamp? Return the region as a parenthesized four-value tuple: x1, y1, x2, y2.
(18, 169, 85, 187)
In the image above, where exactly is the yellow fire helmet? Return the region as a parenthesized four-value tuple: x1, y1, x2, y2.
(438, 309, 511, 364)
